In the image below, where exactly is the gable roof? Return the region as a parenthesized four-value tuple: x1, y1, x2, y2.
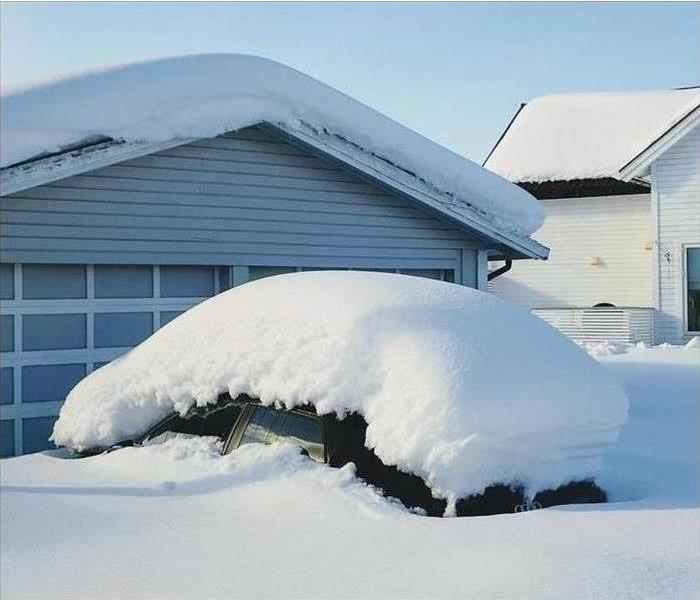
(484, 88, 700, 186)
(0, 54, 546, 261)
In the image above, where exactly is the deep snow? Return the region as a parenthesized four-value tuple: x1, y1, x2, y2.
(52, 271, 628, 501)
(485, 88, 700, 182)
(0, 54, 543, 236)
(1, 344, 698, 600)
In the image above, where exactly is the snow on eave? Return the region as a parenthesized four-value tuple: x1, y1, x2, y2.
(0, 54, 545, 239)
(485, 88, 700, 185)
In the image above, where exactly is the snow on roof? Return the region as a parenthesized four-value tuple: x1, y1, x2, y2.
(52, 271, 628, 501)
(485, 88, 700, 183)
(0, 54, 543, 237)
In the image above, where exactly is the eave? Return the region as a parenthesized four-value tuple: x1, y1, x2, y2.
(518, 177, 649, 200)
(1, 122, 549, 261)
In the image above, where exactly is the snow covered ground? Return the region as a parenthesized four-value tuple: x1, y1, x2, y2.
(1, 344, 698, 599)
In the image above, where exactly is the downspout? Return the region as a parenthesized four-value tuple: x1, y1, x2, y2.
(487, 257, 513, 281)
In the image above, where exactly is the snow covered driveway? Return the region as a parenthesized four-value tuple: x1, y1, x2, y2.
(1, 346, 698, 600)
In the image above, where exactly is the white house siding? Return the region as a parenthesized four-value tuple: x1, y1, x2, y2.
(652, 124, 700, 344)
(489, 194, 652, 309)
(0, 125, 490, 456)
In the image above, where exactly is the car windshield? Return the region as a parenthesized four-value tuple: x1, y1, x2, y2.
(238, 405, 325, 462)
(144, 401, 244, 444)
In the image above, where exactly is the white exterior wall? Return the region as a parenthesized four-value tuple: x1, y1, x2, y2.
(652, 125, 700, 344)
(490, 194, 652, 309)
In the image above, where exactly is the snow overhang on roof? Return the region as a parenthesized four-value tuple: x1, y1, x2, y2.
(484, 88, 700, 187)
(0, 54, 548, 260)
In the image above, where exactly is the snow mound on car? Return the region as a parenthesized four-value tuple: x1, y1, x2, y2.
(52, 271, 628, 501)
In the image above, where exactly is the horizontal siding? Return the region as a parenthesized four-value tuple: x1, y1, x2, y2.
(1, 126, 480, 270)
(490, 194, 652, 309)
(653, 125, 700, 343)
(532, 307, 654, 344)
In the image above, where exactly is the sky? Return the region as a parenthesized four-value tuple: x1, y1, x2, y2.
(1, 2, 698, 162)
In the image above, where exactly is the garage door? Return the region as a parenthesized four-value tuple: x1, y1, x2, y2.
(0, 263, 455, 456)
(0, 263, 229, 456)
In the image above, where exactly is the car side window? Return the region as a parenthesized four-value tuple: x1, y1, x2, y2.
(279, 411, 325, 462)
(198, 403, 244, 439)
(239, 406, 325, 462)
(146, 414, 203, 441)
(145, 402, 244, 444)
(240, 406, 282, 446)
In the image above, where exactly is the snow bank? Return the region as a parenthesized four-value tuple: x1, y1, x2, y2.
(0, 54, 543, 237)
(485, 89, 700, 182)
(4, 346, 697, 600)
(582, 338, 700, 357)
(53, 271, 627, 500)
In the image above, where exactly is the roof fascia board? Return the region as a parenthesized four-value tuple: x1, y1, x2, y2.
(1, 138, 195, 196)
(619, 104, 700, 180)
(269, 123, 548, 260)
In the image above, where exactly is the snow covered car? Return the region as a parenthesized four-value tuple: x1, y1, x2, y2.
(126, 394, 607, 516)
(52, 271, 629, 517)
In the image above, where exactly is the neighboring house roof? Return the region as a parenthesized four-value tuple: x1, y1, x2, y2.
(0, 54, 547, 260)
(484, 88, 700, 193)
(619, 102, 700, 180)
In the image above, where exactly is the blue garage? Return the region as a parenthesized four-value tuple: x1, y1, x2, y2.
(0, 57, 547, 456)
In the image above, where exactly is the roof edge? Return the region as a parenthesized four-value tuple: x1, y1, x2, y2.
(270, 123, 548, 260)
(619, 103, 700, 180)
(1, 121, 549, 261)
(482, 102, 526, 168)
(0, 137, 194, 196)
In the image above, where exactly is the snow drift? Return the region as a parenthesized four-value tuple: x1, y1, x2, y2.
(485, 88, 700, 182)
(0, 54, 543, 237)
(52, 271, 628, 500)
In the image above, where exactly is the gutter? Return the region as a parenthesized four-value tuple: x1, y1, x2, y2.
(487, 258, 513, 281)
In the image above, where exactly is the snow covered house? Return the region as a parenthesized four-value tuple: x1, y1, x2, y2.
(485, 88, 700, 346)
(0, 55, 547, 456)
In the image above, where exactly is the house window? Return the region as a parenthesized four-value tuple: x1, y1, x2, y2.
(687, 247, 700, 333)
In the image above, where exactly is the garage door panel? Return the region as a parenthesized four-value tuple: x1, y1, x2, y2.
(22, 416, 58, 454)
(23, 314, 87, 351)
(94, 265, 154, 298)
(23, 264, 86, 299)
(1, 367, 13, 405)
(22, 364, 86, 403)
(160, 265, 216, 297)
(1, 263, 14, 299)
(1, 420, 15, 457)
(1, 315, 14, 352)
(95, 312, 153, 348)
